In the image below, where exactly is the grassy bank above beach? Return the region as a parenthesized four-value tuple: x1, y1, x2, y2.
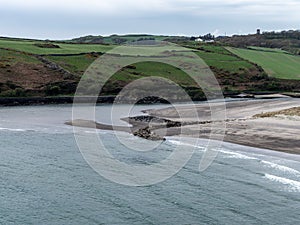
(1, 37, 300, 99)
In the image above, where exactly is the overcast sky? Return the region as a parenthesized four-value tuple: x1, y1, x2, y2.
(0, 0, 299, 39)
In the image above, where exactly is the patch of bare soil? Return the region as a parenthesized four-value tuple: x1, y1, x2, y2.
(0, 62, 72, 90)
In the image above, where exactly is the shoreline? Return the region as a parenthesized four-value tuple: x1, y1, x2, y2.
(67, 97, 300, 155)
(0, 96, 115, 106)
(166, 136, 300, 161)
(1, 93, 298, 107)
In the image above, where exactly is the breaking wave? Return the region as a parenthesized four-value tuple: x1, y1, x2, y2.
(264, 174, 300, 192)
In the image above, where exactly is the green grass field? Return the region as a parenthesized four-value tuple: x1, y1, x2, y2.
(0, 48, 40, 65)
(196, 51, 253, 73)
(47, 55, 200, 87)
(2, 37, 300, 97)
(227, 47, 300, 80)
(0, 39, 114, 55)
(103, 34, 169, 44)
(0, 38, 255, 77)
(46, 44, 255, 77)
(46, 54, 97, 74)
(247, 46, 288, 53)
(118, 62, 197, 86)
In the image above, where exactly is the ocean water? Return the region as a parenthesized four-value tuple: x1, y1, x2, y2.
(0, 105, 299, 224)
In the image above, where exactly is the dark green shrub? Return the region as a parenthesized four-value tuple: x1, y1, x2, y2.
(46, 86, 61, 96)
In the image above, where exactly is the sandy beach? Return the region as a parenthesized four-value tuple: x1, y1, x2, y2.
(68, 97, 300, 155)
(145, 98, 300, 154)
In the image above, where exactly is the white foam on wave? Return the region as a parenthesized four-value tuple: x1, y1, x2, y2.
(261, 160, 300, 175)
(218, 149, 258, 160)
(167, 139, 260, 159)
(167, 140, 206, 151)
(0, 127, 27, 132)
(84, 130, 98, 134)
(264, 174, 300, 192)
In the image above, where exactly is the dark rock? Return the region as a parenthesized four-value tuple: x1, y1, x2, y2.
(133, 127, 166, 141)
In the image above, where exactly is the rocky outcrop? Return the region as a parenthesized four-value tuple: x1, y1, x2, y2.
(66, 116, 171, 141)
(36, 56, 75, 79)
(133, 127, 166, 141)
(126, 115, 182, 127)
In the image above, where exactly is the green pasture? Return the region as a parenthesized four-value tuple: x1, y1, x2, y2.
(0, 39, 114, 55)
(227, 47, 300, 80)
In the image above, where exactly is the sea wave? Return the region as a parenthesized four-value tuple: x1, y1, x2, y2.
(0, 127, 28, 132)
(84, 130, 101, 134)
(167, 140, 206, 151)
(264, 174, 300, 192)
(261, 160, 300, 175)
(167, 139, 260, 159)
(218, 149, 258, 160)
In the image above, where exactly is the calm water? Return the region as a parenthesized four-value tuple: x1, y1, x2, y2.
(0, 105, 299, 224)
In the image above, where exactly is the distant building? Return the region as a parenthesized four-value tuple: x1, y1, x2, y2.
(195, 38, 203, 42)
(204, 40, 215, 43)
(257, 29, 261, 35)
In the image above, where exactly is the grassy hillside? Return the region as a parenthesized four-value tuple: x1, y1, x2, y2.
(46, 54, 98, 75)
(247, 46, 288, 53)
(227, 47, 300, 80)
(195, 45, 254, 73)
(0, 39, 114, 55)
(47, 44, 256, 76)
(46, 43, 275, 96)
(70, 34, 188, 44)
(0, 48, 77, 97)
(1, 36, 300, 99)
(218, 30, 300, 55)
